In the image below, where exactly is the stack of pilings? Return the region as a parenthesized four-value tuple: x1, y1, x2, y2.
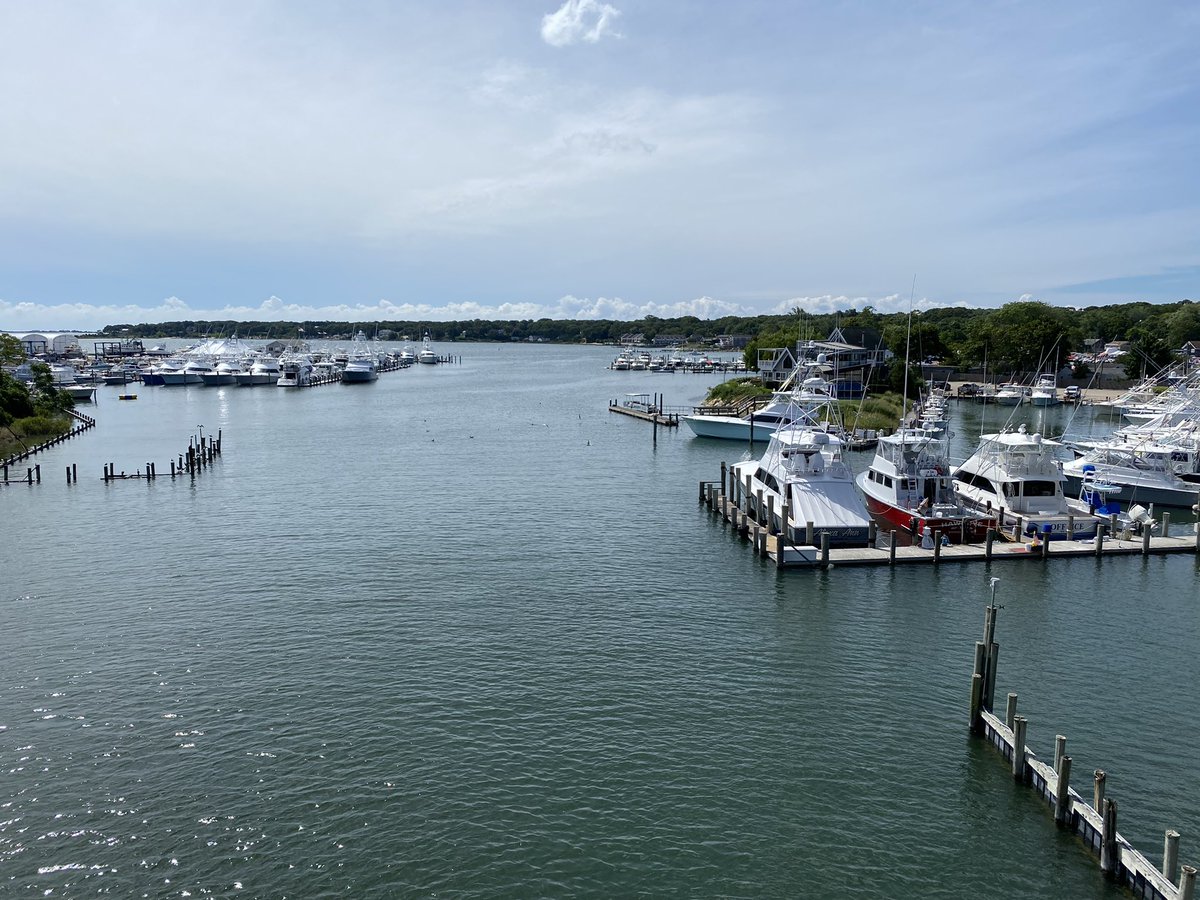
(969, 598, 1197, 899)
(99, 429, 224, 483)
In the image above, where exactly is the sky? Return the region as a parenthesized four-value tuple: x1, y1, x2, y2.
(2, 0, 1199, 330)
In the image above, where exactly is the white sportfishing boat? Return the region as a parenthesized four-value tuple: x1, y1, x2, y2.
(952, 425, 1098, 540)
(681, 371, 837, 443)
(341, 332, 379, 383)
(235, 356, 283, 386)
(1061, 439, 1200, 508)
(730, 394, 872, 548)
(418, 332, 438, 364)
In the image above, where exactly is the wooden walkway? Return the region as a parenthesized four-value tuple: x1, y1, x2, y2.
(702, 483, 1200, 569)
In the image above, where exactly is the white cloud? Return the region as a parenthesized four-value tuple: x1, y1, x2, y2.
(541, 0, 621, 47)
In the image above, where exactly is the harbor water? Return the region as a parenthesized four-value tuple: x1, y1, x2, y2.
(2, 343, 1197, 898)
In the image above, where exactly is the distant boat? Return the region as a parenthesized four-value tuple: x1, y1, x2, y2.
(341, 332, 379, 383)
(418, 332, 438, 365)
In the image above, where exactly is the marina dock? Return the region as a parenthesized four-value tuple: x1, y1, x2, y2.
(969, 596, 1197, 900)
(701, 470, 1200, 569)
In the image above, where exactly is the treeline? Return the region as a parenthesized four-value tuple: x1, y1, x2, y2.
(96, 298, 1200, 377)
(0, 335, 75, 457)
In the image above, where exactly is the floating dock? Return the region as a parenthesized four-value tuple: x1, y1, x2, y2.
(700, 469, 1200, 569)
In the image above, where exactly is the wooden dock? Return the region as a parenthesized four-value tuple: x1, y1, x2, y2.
(700, 473, 1200, 569)
(608, 395, 679, 427)
(970, 597, 1197, 900)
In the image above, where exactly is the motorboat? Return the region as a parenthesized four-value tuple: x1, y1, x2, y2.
(341, 332, 379, 383)
(200, 361, 241, 386)
(730, 395, 872, 548)
(952, 425, 1098, 540)
(1028, 374, 1059, 407)
(277, 355, 314, 388)
(993, 383, 1025, 406)
(681, 373, 837, 443)
(418, 332, 438, 365)
(235, 356, 283, 386)
(856, 427, 993, 545)
(1061, 440, 1200, 508)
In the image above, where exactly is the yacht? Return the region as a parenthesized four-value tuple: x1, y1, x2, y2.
(1028, 374, 1059, 407)
(235, 356, 283, 386)
(418, 332, 438, 365)
(277, 355, 314, 388)
(993, 383, 1025, 406)
(200, 361, 241, 386)
(682, 373, 837, 443)
(952, 425, 1098, 540)
(857, 427, 993, 545)
(1061, 439, 1200, 508)
(730, 395, 872, 548)
(341, 332, 379, 383)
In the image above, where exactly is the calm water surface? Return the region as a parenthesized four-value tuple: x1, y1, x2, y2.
(2, 343, 1196, 898)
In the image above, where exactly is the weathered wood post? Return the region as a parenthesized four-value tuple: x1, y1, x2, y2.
(781, 501, 791, 544)
(1067, 515, 1075, 540)
(754, 488, 764, 524)
(1094, 770, 1106, 820)
(720, 461, 727, 503)
(1109, 511, 1119, 535)
(66, 465, 72, 484)
(1015, 515, 1023, 539)
(1055, 755, 1073, 825)
(888, 531, 897, 565)
(1005, 693, 1018, 731)
(1101, 798, 1119, 877)
(170, 460, 176, 477)
(820, 532, 830, 567)
(868, 518, 876, 545)
(1095, 522, 1106, 557)
(699, 480, 706, 503)
(1162, 511, 1171, 538)
(805, 521, 814, 545)
(34, 464, 40, 483)
(933, 531, 942, 563)
(969, 672, 984, 734)
(1164, 830, 1180, 883)
(1054, 734, 1067, 771)
(767, 495, 776, 536)
(1142, 523, 1152, 555)
(985, 528, 995, 560)
(1040, 530, 1050, 557)
(1181, 865, 1197, 900)
(72, 463, 77, 483)
(1012, 716, 1028, 781)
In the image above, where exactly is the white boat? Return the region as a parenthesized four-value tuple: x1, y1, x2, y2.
(856, 427, 993, 545)
(730, 394, 873, 548)
(341, 332, 379, 383)
(235, 356, 283, 386)
(1028, 374, 1059, 407)
(418, 332, 438, 365)
(682, 374, 837, 443)
(200, 361, 241, 386)
(277, 355, 314, 387)
(993, 383, 1025, 406)
(1061, 440, 1200, 508)
(952, 425, 1098, 540)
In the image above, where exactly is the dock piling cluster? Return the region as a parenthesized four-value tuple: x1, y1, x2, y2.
(970, 597, 1197, 900)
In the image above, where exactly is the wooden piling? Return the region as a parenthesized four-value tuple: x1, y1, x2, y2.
(72, 463, 77, 483)
(820, 532, 830, 567)
(1142, 524, 1151, 556)
(868, 518, 876, 545)
(1006, 693, 1018, 731)
(1101, 798, 1119, 876)
(1012, 716, 1027, 781)
(985, 528, 995, 560)
(1162, 512, 1171, 537)
(767, 495, 776, 536)
(1164, 830, 1180, 883)
(933, 532, 942, 563)
(1094, 770, 1106, 821)
(755, 488, 764, 525)
(1182, 865, 1196, 900)
(969, 673, 984, 733)
(1067, 515, 1075, 540)
(888, 532, 897, 565)
(1054, 734, 1066, 771)
(1054, 755, 1073, 825)
(1095, 522, 1106, 557)
(805, 521, 814, 545)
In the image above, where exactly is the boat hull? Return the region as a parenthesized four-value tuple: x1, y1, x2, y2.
(1062, 474, 1200, 509)
(681, 415, 779, 442)
(861, 495, 993, 545)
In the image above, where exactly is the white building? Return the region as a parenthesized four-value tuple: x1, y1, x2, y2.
(5, 331, 80, 356)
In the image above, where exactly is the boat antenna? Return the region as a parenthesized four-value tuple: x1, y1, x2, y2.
(902, 276, 915, 428)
